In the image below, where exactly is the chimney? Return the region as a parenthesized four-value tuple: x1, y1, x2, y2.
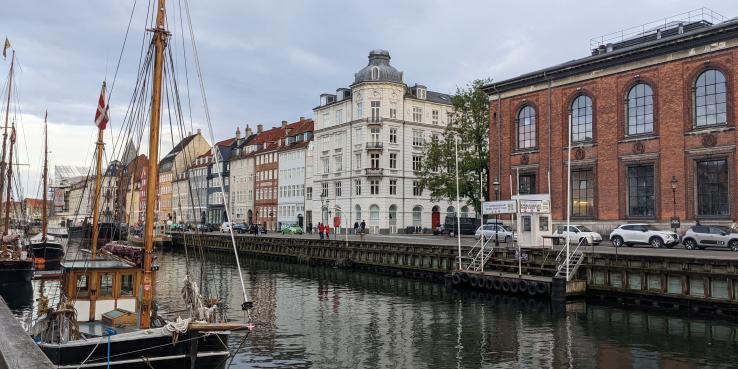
(281, 120, 288, 129)
(257, 124, 263, 133)
(235, 127, 241, 139)
(245, 124, 253, 137)
(196, 128, 201, 135)
(299, 116, 305, 121)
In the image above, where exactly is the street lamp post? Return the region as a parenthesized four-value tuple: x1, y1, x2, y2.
(671, 176, 678, 233)
(493, 179, 500, 249)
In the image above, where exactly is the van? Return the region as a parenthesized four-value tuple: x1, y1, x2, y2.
(442, 216, 481, 237)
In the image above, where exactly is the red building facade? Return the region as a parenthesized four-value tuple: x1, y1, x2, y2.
(484, 18, 738, 232)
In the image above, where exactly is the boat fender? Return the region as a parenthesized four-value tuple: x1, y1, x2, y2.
(518, 280, 529, 293)
(536, 282, 547, 295)
(460, 273, 469, 284)
(527, 285, 537, 296)
(501, 279, 510, 292)
(492, 278, 502, 291)
(484, 278, 495, 290)
(469, 275, 480, 288)
(451, 273, 462, 285)
(509, 280, 519, 293)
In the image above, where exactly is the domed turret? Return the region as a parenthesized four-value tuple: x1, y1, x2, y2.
(353, 49, 404, 84)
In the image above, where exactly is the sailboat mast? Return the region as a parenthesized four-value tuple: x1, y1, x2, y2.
(42, 112, 48, 241)
(3, 124, 14, 235)
(140, 0, 167, 329)
(90, 82, 107, 259)
(0, 51, 14, 219)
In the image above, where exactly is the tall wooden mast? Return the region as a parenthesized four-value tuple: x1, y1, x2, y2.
(0, 51, 14, 231)
(3, 124, 14, 235)
(90, 82, 107, 259)
(42, 112, 48, 241)
(140, 0, 167, 329)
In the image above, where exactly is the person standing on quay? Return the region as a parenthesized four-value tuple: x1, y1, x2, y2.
(318, 222, 324, 240)
(325, 224, 331, 240)
(354, 221, 359, 235)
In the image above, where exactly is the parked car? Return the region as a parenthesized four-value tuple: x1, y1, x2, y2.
(220, 222, 232, 233)
(681, 225, 738, 251)
(247, 224, 268, 235)
(442, 216, 482, 237)
(281, 224, 304, 235)
(610, 224, 679, 248)
(474, 222, 516, 243)
(433, 224, 444, 235)
(553, 225, 602, 245)
(232, 223, 249, 234)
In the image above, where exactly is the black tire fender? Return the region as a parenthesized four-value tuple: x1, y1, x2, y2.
(492, 278, 502, 291)
(519, 280, 529, 293)
(501, 279, 510, 292)
(484, 277, 495, 290)
(451, 273, 462, 285)
(536, 282, 547, 295)
(509, 280, 519, 293)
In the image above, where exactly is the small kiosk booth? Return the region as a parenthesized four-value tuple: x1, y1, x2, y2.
(511, 194, 552, 248)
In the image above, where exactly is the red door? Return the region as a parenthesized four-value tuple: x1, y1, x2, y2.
(432, 211, 440, 228)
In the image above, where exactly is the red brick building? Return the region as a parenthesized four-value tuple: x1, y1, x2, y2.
(484, 15, 738, 232)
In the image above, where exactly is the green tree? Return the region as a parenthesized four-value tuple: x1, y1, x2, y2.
(417, 79, 490, 216)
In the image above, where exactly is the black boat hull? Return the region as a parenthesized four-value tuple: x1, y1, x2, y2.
(31, 241, 65, 269)
(0, 259, 33, 284)
(41, 330, 232, 369)
(68, 223, 128, 249)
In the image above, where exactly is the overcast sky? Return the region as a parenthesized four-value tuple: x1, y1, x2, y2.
(0, 0, 734, 198)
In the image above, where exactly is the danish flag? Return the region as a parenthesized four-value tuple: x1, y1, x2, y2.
(95, 82, 109, 130)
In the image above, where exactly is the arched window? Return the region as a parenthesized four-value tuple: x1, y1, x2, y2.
(371, 66, 379, 80)
(446, 206, 456, 217)
(389, 205, 397, 225)
(354, 204, 362, 223)
(369, 205, 380, 225)
(517, 106, 536, 149)
(412, 205, 423, 226)
(570, 95, 593, 142)
(626, 83, 654, 135)
(460, 206, 469, 218)
(695, 69, 727, 127)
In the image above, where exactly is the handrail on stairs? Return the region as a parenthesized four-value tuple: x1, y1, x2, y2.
(555, 237, 587, 281)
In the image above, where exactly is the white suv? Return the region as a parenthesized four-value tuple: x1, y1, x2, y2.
(553, 225, 602, 245)
(610, 224, 679, 248)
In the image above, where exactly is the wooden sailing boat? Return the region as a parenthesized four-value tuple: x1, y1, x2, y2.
(0, 45, 33, 285)
(31, 112, 64, 269)
(34, 2, 252, 368)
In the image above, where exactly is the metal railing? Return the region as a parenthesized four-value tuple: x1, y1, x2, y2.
(463, 235, 496, 272)
(365, 142, 384, 149)
(589, 7, 726, 49)
(555, 237, 586, 281)
(365, 168, 383, 176)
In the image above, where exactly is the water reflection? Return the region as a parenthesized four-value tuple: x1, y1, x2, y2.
(5, 248, 738, 368)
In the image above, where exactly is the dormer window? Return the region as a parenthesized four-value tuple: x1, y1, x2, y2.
(371, 66, 379, 80)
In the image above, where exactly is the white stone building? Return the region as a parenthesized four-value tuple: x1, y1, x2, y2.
(229, 126, 257, 224)
(310, 49, 471, 234)
(277, 120, 314, 229)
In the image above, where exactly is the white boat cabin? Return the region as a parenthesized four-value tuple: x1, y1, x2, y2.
(62, 260, 143, 323)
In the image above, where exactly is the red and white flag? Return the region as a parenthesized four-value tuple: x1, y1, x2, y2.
(95, 82, 108, 130)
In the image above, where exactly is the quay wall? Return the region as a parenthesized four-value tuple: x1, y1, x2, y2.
(170, 233, 738, 315)
(0, 296, 54, 369)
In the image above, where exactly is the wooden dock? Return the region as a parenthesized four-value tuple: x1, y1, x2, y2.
(0, 296, 54, 369)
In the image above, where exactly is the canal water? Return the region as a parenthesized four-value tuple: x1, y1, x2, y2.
(6, 247, 738, 369)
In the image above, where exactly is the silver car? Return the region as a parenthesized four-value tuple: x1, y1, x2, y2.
(474, 223, 515, 243)
(682, 225, 738, 251)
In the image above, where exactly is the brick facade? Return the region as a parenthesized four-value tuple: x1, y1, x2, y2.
(486, 19, 738, 231)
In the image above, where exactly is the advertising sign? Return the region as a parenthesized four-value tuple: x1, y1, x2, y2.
(482, 200, 517, 215)
(53, 188, 65, 207)
(518, 199, 551, 214)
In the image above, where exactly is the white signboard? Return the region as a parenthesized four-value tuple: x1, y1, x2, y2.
(482, 200, 517, 215)
(518, 199, 551, 214)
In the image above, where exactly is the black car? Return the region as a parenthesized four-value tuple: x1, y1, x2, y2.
(232, 223, 248, 234)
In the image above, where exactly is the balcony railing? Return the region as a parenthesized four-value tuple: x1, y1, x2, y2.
(366, 142, 384, 150)
(365, 168, 384, 176)
(368, 116, 382, 125)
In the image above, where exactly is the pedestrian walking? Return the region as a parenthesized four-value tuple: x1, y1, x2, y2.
(307, 222, 313, 234)
(353, 221, 359, 235)
(318, 222, 324, 240)
(359, 219, 366, 241)
(325, 224, 331, 240)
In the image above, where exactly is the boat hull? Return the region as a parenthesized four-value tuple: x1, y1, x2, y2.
(40, 329, 232, 369)
(32, 241, 65, 269)
(0, 259, 33, 284)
